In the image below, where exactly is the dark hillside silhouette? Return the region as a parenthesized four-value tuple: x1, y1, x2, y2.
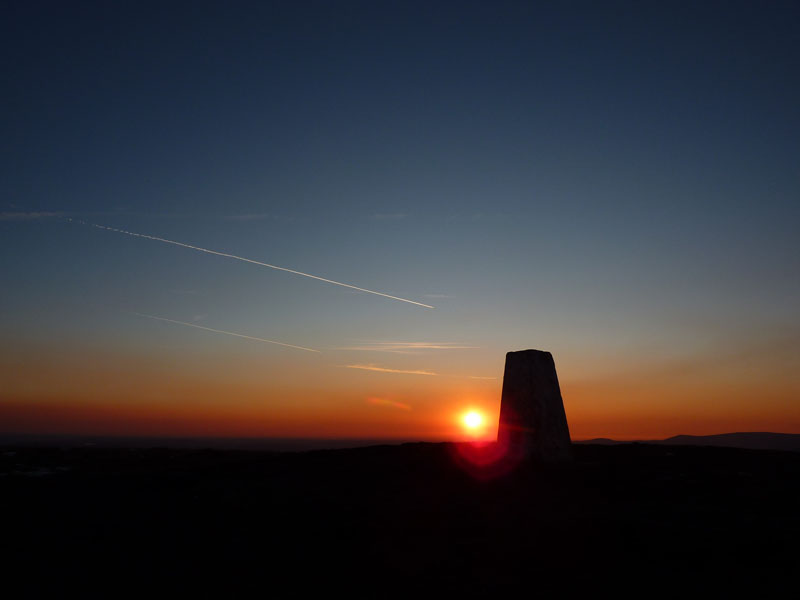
(578, 432, 800, 452)
(3, 442, 798, 595)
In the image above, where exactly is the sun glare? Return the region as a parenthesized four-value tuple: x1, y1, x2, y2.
(463, 410, 484, 430)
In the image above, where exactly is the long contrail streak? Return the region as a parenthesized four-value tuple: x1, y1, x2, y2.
(72, 219, 434, 309)
(134, 313, 320, 353)
(343, 364, 438, 375)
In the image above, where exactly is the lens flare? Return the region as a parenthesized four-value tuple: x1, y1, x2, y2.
(448, 436, 518, 481)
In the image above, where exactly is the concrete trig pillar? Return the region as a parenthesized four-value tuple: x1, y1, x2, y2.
(497, 349, 572, 461)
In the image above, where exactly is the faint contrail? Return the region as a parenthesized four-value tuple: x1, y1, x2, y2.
(72, 219, 434, 309)
(366, 397, 412, 411)
(343, 363, 496, 379)
(343, 364, 438, 376)
(134, 313, 319, 353)
(337, 341, 479, 353)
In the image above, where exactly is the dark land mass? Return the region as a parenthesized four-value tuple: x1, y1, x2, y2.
(578, 431, 800, 452)
(0, 432, 401, 452)
(3, 442, 798, 596)
(5, 430, 799, 452)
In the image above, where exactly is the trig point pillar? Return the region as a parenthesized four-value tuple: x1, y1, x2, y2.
(497, 349, 572, 461)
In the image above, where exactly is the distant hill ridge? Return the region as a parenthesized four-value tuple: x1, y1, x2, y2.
(578, 432, 800, 452)
(3, 431, 799, 453)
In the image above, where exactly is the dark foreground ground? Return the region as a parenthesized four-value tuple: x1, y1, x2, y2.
(3, 442, 798, 596)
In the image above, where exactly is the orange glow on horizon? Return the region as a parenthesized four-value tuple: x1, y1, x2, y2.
(1, 342, 798, 441)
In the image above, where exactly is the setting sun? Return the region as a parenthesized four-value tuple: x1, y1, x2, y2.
(463, 411, 484, 430)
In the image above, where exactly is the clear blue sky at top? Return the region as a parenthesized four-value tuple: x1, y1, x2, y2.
(1, 1, 798, 374)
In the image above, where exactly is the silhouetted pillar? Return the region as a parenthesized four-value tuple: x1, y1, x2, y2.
(497, 349, 572, 461)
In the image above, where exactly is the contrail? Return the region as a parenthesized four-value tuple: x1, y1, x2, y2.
(337, 341, 479, 353)
(343, 363, 496, 379)
(71, 219, 434, 309)
(343, 364, 438, 376)
(366, 397, 412, 411)
(133, 313, 319, 353)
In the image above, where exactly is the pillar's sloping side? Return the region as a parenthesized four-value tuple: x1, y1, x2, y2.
(497, 349, 572, 461)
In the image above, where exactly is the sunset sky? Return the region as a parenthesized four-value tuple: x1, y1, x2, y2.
(2, 1, 798, 441)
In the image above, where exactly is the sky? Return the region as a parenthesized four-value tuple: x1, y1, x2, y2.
(1, 1, 798, 441)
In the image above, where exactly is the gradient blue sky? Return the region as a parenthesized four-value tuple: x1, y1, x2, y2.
(2, 1, 798, 439)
